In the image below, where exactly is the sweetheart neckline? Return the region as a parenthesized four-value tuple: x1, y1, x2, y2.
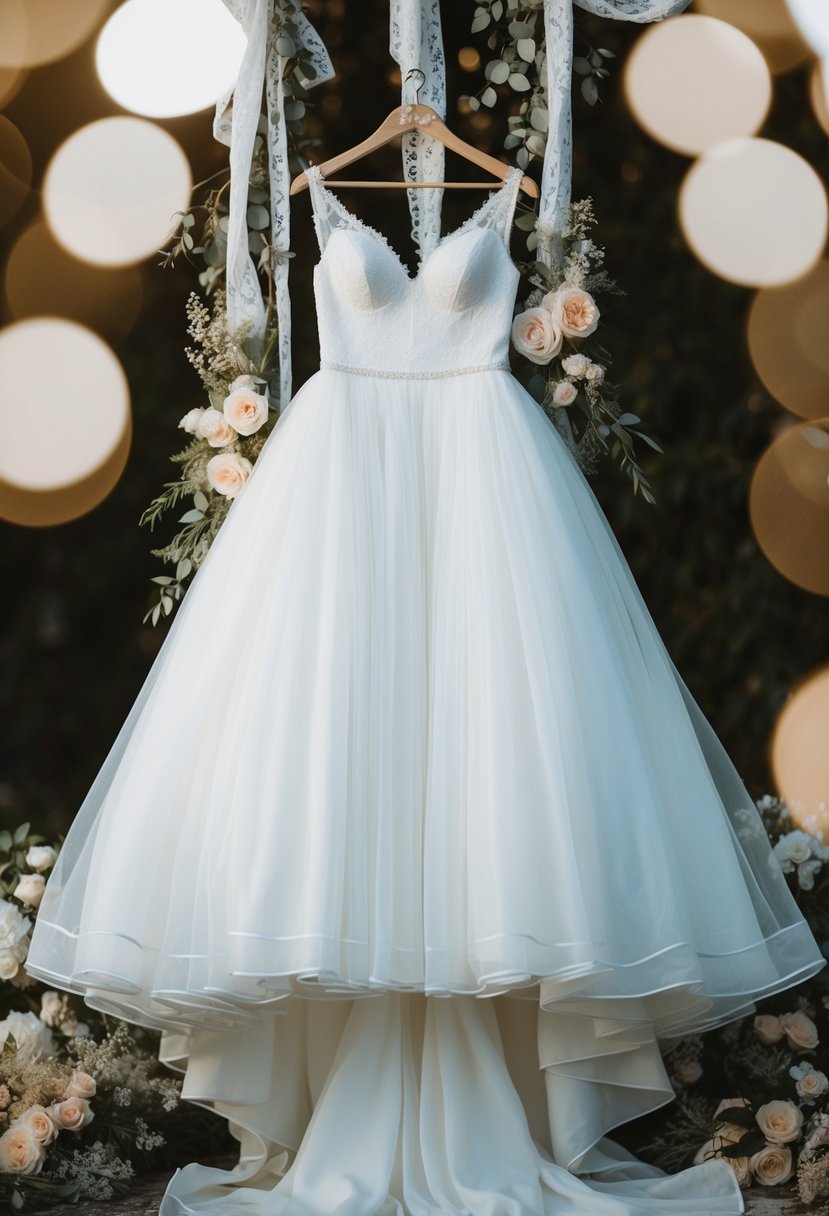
(307, 163, 523, 284)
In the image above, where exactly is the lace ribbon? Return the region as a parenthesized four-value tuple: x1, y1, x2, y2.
(538, 0, 692, 271)
(389, 0, 447, 261)
(215, 0, 334, 410)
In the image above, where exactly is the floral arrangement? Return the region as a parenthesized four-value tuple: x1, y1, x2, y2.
(635, 795, 829, 1205)
(459, 1, 661, 500)
(139, 0, 314, 626)
(0, 821, 229, 1210)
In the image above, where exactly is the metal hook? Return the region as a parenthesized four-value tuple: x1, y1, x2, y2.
(403, 66, 426, 102)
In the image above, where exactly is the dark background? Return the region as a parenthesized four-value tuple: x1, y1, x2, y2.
(0, 0, 826, 838)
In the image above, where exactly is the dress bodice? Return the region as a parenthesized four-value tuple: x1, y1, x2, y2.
(305, 163, 523, 377)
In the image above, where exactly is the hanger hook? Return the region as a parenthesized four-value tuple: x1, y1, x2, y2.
(403, 67, 426, 103)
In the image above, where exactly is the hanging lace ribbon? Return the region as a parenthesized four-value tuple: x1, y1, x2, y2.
(538, 0, 692, 272)
(214, 0, 334, 409)
(389, 0, 447, 260)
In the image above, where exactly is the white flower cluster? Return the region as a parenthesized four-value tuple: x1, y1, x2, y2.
(49, 1138, 134, 1201)
(773, 829, 829, 891)
(178, 373, 271, 499)
(0, 1067, 97, 1176)
(800, 1109, 829, 1161)
(790, 1060, 829, 1102)
(0, 899, 31, 984)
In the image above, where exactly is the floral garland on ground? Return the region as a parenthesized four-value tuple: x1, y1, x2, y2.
(0, 823, 230, 1209)
(138, 0, 313, 626)
(633, 795, 829, 1204)
(461, 0, 661, 502)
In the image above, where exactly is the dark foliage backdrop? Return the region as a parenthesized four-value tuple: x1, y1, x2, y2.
(0, 0, 826, 839)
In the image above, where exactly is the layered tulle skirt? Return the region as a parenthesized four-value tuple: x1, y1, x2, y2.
(24, 366, 825, 1213)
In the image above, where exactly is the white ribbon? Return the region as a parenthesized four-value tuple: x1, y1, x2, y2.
(538, 0, 693, 272)
(389, 0, 447, 260)
(214, 0, 334, 409)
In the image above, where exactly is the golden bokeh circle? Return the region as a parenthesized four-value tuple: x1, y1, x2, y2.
(694, 0, 812, 74)
(771, 663, 829, 838)
(748, 418, 829, 596)
(747, 260, 829, 420)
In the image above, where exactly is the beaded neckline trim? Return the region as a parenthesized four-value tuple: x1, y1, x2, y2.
(320, 360, 511, 379)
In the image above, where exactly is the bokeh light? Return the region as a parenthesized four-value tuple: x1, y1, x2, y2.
(458, 47, 481, 72)
(748, 260, 829, 419)
(0, 318, 131, 526)
(0, 116, 33, 228)
(748, 417, 829, 596)
(96, 0, 246, 119)
(624, 15, 771, 156)
(43, 117, 192, 267)
(786, 0, 829, 61)
(695, 0, 811, 73)
(679, 137, 828, 287)
(771, 663, 829, 837)
(4, 219, 144, 344)
(809, 60, 829, 136)
(0, 0, 110, 70)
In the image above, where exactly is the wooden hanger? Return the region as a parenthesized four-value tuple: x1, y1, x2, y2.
(289, 102, 539, 198)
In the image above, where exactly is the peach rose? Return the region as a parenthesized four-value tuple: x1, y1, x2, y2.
(13, 873, 45, 908)
(206, 452, 254, 499)
(197, 407, 236, 448)
(715, 1097, 751, 1119)
(0, 1122, 46, 1174)
(754, 1014, 785, 1045)
(552, 381, 577, 406)
(510, 308, 563, 364)
(755, 1099, 803, 1144)
(749, 1143, 793, 1186)
(223, 386, 269, 436)
(47, 1096, 94, 1132)
(781, 1010, 819, 1052)
(17, 1103, 59, 1145)
(64, 1069, 96, 1100)
(543, 285, 600, 339)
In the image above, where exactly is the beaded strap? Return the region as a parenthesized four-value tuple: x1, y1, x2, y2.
(320, 360, 510, 379)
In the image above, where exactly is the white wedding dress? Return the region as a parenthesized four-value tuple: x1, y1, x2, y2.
(24, 162, 826, 1215)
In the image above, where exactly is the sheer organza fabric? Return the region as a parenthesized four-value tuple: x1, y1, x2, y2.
(25, 166, 824, 1214)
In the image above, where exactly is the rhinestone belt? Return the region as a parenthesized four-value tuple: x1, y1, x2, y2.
(320, 360, 511, 379)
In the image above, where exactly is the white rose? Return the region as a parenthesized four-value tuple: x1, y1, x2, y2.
(61, 1020, 90, 1038)
(13, 873, 45, 908)
(584, 361, 605, 383)
(755, 1099, 804, 1144)
(754, 1014, 785, 1045)
(228, 374, 258, 392)
(178, 407, 204, 434)
(17, 1104, 59, 1145)
(552, 381, 578, 407)
(780, 1010, 819, 1052)
(0, 1010, 56, 1063)
(0, 898, 31, 953)
(793, 1066, 829, 1100)
(196, 407, 236, 448)
(47, 1096, 94, 1131)
(64, 1069, 96, 1100)
(798, 859, 823, 890)
(0, 1123, 46, 1175)
(0, 949, 20, 980)
(39, 991, 65, 1028)
(24, 846, 56, 872)
(222, 386, 269, 436)
(749, 1143, 793, 1186)
(510, 308, 563, 364)
(542, 285, 600, 339)
(560, 353, 591, 378)
(206, 452, 254, 499)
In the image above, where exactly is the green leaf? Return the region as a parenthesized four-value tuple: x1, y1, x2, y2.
(471, 13, 490, 32)
(597, 47, 615, 58)
(481, 86, 497, 107)
(193, 490, 209, 512)
(13, 822, 30, 845)
(573, 57, 592, 76)
(517, 38, 535, 62)
(529, 106, 548, 132)
(467, 95, 480, 111)
(0, 831, 12, 852)
(151, 575, 174, 585)
(526, 133, 546, 158)
(179, 508, 205, 523)
(247, 204, 270, 231)
(285, 99, 305, 121)
(161, 596, 174, 614)
(491, 0, 503, 19)
(487, 59, 509, 84)
(639, 433, 664, 452)
(181, 214, 195, 228)
(152, 603, 161, 627)
(617, 413, 640, 426)
(581, 76, 599, 105)
(276, 34, 296, 56)
(514, 211, 537, 230)
(176, 558, 192, 579)
(509, 21, 533, 39)
(509, 73, 531, 91)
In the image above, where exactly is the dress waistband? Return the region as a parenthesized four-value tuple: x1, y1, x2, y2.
(319, 360, 511, 380)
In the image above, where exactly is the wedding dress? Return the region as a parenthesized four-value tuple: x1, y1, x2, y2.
(24, 161, 826, 1215)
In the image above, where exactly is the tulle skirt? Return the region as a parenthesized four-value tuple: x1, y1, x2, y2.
(24, 365, 825, 1214)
